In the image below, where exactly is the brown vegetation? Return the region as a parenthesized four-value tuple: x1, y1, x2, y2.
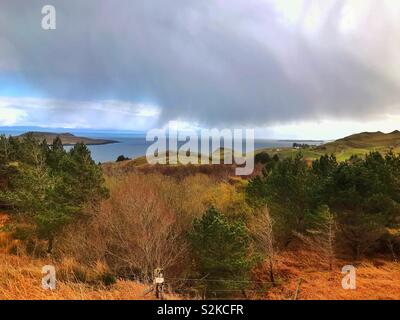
(58, 173, 187, 281)
(2, 209, 400, 300)
(0, 254, 177, 300)
(261, 250, 400, 300)
(56, 172, 255, 282)
(102, 160, 263, 181)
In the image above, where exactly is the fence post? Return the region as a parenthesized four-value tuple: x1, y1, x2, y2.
(293, 278, 303, 300)
(154, 268, 165, 300)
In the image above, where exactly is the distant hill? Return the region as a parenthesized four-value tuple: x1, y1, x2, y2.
(254, 130, 400, 162)
(17, 132, 117, 146)
(319, 130, 400, 151)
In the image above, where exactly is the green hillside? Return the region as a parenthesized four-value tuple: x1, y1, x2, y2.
(321, 130, 400, 150)
(256, 130, 400, 162)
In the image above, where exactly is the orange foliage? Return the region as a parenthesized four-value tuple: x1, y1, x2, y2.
(0, 254, 178, 300)
(257, 250, 400, 300)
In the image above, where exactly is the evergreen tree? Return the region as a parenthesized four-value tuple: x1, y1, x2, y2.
(0, 138, 109, 253)
(188, 207, 253, 295)
(56, 143, 109, 206)
(247, 154, 317, 245)
(46, 136, 66, 171)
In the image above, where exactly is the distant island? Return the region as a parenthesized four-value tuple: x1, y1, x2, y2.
(17, 132, 118, 146)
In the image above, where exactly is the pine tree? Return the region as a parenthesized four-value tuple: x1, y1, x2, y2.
(0, 138, 108, 253)
(188, 207, 253, 295)
(46, 136, 66, 171)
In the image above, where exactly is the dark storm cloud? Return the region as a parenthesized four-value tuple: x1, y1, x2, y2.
(0, 0, 399, 127)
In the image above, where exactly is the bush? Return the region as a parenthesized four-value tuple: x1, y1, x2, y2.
(57, 173, 186, 281)
(116, 155, 130, 162)
(254, 152, 271, 164)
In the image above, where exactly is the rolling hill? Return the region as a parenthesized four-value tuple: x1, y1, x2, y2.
(256, 130, 400, 162)
(320, 130, 400, 150)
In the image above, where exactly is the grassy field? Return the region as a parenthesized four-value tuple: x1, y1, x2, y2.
(255, 146, 377, 162)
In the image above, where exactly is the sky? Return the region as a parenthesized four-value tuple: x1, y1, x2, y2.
(0, 0, 399, 139)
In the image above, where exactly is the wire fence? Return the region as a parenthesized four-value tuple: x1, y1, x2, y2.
(144, 269, 298, 300)
(165, 277, 283, 284)
(160, 276, 284, 298)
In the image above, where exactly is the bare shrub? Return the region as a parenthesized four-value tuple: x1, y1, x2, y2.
(57, 173, 186, 282)
(295, 206, 337, 270)
(58, 172, 252, 282)
(249, 206, 276, 283)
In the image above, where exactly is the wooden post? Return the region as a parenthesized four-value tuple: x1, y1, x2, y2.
(293, 278, 303, 300)
(154, 268, 165, 300)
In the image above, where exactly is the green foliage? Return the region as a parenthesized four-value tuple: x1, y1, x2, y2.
(116, 155, 130, 162)
(55, 143, 109, 206)
(324, 152, 400, 258)
(188, 207, 253, 294)
(46, 136, 66, 170)
(300, 205, 337, 270)
(248, 153, 317, 244)
(101, 273, 117, 286)
(0, 136, 108, 253)
(255, 152, 271, 164)
(247, 151, 400, 257)
(246, 175, 268, 208)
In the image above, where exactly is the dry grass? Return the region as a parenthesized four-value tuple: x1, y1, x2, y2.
(0, 254, 180, 300)
(1, 249, 400, 300)
(0, 211, 179, 300)
(264, 251, 400, 300)
(3, 212, 400, 300)
(0, 213, 20, 255)
(0, 214, 9, 226)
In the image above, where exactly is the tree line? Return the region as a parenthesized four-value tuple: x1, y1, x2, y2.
(0, 133, 108, 253)
(247, 152, 400, 260)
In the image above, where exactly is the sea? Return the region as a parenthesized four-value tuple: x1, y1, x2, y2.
(0, 127, 324, 163)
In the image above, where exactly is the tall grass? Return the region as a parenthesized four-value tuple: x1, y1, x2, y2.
(0, 254, 178, 300)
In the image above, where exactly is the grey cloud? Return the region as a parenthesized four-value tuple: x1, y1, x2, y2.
(0, 0, 399, 127)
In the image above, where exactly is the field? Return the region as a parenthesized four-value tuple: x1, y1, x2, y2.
(0, 255, 154, 300)
(1, 242, 399, 300)
(265, 251, 400, 300)
(2, 216, 399, 302)
(0, 213, 176, 300)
